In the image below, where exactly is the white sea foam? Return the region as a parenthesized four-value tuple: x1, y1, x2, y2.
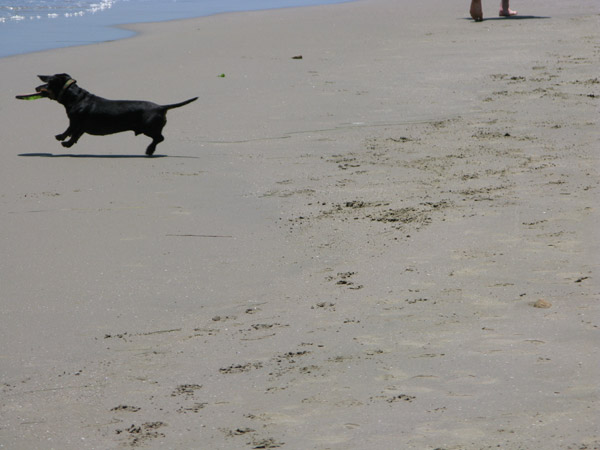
(1, 1, 119, 23)
(89, 1, 116, 14)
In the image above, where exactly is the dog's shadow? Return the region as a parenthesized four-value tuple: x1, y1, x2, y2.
(19, 153, 200, 159)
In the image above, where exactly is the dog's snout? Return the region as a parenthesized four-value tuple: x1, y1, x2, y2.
(35, 83, 52, 98)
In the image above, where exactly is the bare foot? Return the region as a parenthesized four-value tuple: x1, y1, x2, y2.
(499, 8, 518, 17)
(470, 0, 483, 21)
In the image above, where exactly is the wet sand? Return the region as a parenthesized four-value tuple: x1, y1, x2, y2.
(1, 0, 598, 448)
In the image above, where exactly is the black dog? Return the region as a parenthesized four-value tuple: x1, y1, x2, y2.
(30, 74, 197, 156)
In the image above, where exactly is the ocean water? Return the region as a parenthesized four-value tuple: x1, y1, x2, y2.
(0, 0, 350, 58)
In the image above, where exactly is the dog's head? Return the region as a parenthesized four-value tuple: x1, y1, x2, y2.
(36, 73, 76, 100)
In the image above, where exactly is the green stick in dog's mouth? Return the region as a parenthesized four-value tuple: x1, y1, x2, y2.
(16, 93, 44, 100)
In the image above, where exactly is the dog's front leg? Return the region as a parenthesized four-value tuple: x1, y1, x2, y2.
(61, 129, 84, 148)
(55, 125, 72, 141)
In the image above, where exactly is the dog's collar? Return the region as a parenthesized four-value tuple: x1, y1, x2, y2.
(57, 78, 76, 101)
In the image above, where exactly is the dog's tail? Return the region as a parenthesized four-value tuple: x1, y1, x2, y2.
(161, 97, 198, 111)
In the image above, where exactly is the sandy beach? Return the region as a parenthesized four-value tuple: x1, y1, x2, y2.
(1, 0, 598, 448)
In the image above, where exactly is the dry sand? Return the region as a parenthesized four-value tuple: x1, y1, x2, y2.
(1, 0, 598, 448)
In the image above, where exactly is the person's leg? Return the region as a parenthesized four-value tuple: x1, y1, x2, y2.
(470, 0, 483, 21)
(499, 0, 517, 16)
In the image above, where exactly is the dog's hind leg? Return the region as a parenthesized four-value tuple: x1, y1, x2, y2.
(145, 134, 164, 156)
(144, 115, 167, 156)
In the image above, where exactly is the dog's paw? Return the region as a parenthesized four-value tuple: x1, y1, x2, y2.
(61, 141, 74, 148)
(55, 134, 67, 141)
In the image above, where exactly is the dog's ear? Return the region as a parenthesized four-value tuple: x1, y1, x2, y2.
(38, 75, 50, 82)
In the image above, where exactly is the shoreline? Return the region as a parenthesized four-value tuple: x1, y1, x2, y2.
(0, 0, 354, 59)
(1, 0, 598, 448)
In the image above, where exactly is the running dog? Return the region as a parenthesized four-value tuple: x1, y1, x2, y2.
(22, 73, 197, 156)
